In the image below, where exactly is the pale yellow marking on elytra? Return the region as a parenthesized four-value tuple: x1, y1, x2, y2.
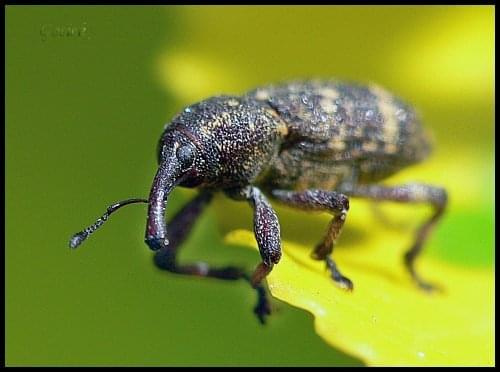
(255, 89, 270, 100)
(320, 98, 338, 114)
(353, 126, 363, 137)
(278, 122, 289, 137)
(266, 108, 282, 120)
(362, 141, 378, 152)
(227, 99, 239, 107)
(329, 139, 346, 151)
(385, 143, 398, 154)
(264, 108, 289, 137)
(370, 84, 399, 144)
(318, 87, 340, 100)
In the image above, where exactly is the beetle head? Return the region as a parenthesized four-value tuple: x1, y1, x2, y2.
(146, 95, 285, 251)
(163, 96, 285, 185)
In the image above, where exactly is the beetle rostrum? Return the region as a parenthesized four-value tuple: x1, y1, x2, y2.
(69, 80, 448, 324)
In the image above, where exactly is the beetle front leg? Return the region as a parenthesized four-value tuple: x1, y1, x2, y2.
(339, 183, 448, 291)
(154, 191, 253, 284)
(270, 189, 352, 291)
(154, 190, 244, 280)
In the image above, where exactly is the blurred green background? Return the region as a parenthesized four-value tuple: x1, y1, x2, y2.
(6, 5, 493, 366)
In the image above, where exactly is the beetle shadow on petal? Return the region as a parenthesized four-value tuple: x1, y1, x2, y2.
(213, 194, 368, 252)
(274, 204, 368, 251)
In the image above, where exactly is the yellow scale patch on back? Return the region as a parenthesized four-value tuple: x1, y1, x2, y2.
(370, 84, 400, 146)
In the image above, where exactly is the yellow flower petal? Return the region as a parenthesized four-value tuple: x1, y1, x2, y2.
(225, 227, 493, 366)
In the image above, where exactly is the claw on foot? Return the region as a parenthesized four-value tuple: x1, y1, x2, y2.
(254, 299, 271, 324)
(414, 277, 444, 294)
(253, 285, 272, 324)
(325, 256, 354, 292)
(333, 275, 354, 291)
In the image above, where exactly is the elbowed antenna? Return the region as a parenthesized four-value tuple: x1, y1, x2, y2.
(69, 198, 148, 249)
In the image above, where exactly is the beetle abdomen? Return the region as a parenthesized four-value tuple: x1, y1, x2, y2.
(247, 80, 432, 190)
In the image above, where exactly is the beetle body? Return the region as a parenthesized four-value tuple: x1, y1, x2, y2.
(158, 80, 431, 194)
(71, 79, 447, 324)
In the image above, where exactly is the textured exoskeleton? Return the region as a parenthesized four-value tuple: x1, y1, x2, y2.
(70, 80, 448, 323)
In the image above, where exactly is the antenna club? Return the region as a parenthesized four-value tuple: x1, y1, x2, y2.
(68, 198, 148, 250)
(69, 232, 87, 249)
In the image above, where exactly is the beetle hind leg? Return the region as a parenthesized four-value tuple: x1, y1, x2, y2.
(339, 183, 448, 292)
(270, 189, 353, 290)
(403, 199, 447, 292)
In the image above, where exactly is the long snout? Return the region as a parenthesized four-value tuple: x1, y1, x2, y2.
(145, 157, 181, 251)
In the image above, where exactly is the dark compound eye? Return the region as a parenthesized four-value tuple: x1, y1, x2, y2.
(176, 144, 196, 169)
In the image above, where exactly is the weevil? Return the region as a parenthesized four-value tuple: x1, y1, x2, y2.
(70, 80, 448, 323)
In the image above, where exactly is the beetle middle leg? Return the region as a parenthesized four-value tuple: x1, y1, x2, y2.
(270, 189, 353, 291)
(339, 183, 448, 291)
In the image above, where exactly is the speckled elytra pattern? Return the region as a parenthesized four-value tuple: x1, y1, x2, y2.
(247, 80, 431, 191)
